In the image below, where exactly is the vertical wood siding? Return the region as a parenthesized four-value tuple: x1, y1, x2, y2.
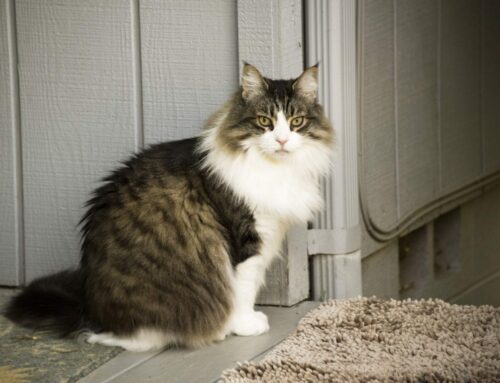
(140, 0, 238, 143)
(482, 0, 500, 174)
(360, 0, 500, 236)
(440, 0, 482, 192)
(360, 0, 398, 231)
(1, 0, 303, 305)
(0, 0, 240, 285)
(3, 0, 499, 289)
(0, 0, 22, 285)
(395, 0, 439, 218)
(16, 0, 139, 282)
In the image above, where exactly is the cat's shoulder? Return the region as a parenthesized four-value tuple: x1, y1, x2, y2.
(128, 136, 204, 172)
(142, 137, 201, 160)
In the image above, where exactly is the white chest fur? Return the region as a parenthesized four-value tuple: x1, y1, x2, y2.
(203, 143, 330, 224)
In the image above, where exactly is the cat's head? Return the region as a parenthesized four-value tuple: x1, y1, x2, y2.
(207, 63, 334, 161)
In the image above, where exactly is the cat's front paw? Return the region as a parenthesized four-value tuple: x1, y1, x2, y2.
(230, 310, 270, 336)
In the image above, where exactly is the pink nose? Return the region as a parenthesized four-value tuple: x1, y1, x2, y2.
(276, 138, 289, 146)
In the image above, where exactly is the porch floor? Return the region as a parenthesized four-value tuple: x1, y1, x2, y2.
(78, 301, 318, 383)
(0, 288, 317, 383)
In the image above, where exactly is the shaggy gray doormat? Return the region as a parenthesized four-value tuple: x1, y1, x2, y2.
(222, 297, 500, 382)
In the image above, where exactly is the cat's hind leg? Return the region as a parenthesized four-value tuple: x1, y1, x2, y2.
(87, 328, 175, 352)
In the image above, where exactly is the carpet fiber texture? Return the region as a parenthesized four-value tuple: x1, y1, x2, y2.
(222, 297, 500, 382)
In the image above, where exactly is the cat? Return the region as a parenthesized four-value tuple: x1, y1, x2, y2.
(5, 63, 334, 352)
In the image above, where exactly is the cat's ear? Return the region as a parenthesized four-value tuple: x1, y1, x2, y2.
(241, 63, 268, 101)
(293, 64, 319, 101)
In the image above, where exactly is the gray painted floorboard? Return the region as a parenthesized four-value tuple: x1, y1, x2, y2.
(78, 301, 319, 383)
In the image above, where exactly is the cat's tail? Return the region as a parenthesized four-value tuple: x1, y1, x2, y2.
(4, 269, 87, 336)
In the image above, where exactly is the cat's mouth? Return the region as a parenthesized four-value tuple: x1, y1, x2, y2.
(262, 148, 290, 161)
(273, 149, 290, 158)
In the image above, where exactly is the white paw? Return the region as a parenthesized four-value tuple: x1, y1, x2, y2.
(214, 331, 228, 342)
(231, 310, 270, 336)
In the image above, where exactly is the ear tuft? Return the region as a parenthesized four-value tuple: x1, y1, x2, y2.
(241, 63, 267, 101)
(293, 65, 319, 101)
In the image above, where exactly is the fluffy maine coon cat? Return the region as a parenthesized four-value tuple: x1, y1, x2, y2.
(6, 64, 334, 352)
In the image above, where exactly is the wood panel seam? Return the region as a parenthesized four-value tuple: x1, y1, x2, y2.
(479, 0, 485, 175)
(131, 0, 144, 150)
(437, 0, 443, 192)
(7, 0, 24, 285)
(392, 0, 400, 220)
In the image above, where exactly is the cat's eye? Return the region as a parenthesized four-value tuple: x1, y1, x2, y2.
(291, 116, 305, 128)
(257, 116, 272, 128)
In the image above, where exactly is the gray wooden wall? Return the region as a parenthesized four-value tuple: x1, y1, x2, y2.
(360, 0, 500, 239)
(359, 0, 500, 305)
(0, 0, 239, 285)
(0, 0, 307, 305)
(4, 0, 498, 305)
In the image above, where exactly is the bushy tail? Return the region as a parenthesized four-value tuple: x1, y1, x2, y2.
(5, 269, 87, 336)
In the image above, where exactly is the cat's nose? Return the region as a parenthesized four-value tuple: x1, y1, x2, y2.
(276, 138, 289, 146)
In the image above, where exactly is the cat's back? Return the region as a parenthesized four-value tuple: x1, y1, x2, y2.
(141, 137, 202, 174)
(80, 136, 209, 256)
(118, 136, 202, 183)
(85, 137, 202, 208)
